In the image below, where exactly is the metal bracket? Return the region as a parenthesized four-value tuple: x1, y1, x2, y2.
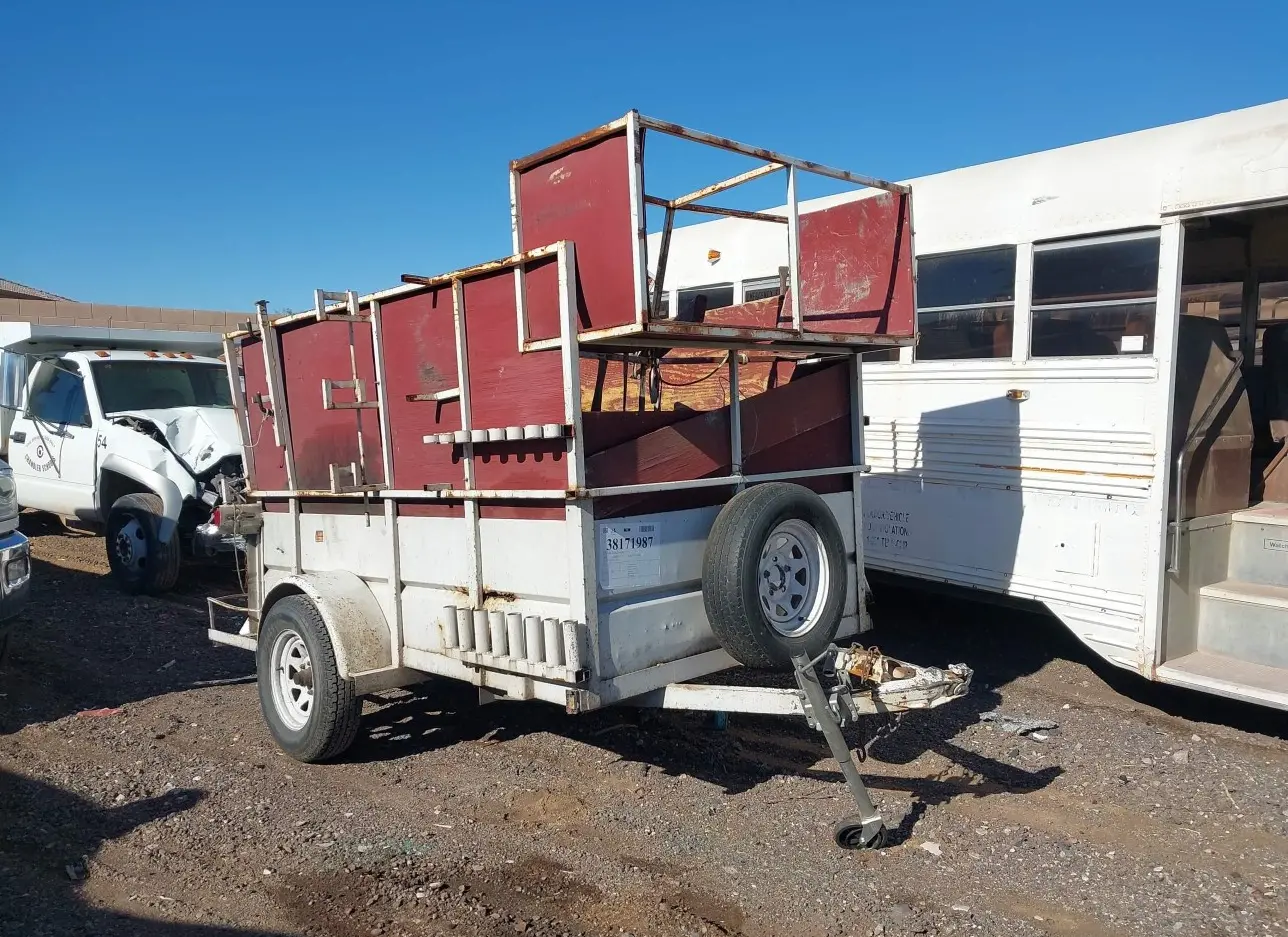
(406, 388, 461, 403)
(322, 378, 380, 411)
(327, 462, 381, 495)
(314, 289, 363, 322)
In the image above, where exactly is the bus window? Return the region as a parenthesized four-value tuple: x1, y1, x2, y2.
(677, 283, 733, 322)
(742, 276, 782, 303)
(1180, 281, 1242, 351)
(1255, 278, 1288, 366)
(1031, 231, 1160, 358)
(915, 246, 1016, 361)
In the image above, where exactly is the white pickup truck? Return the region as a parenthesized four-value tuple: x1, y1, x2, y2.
(0, 323, 245, 594)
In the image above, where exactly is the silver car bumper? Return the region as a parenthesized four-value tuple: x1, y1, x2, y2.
(0, 529, 31, 623)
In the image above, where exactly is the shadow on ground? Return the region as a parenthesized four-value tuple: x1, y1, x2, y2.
(0, 514, 250, 735)
(0, 768, 293, 936)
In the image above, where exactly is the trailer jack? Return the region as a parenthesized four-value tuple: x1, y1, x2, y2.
(633, 646, 972, 850)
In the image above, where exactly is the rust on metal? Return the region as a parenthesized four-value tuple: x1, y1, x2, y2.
(642, 193, 786, 225)
(636, 113, 910, 194)
(482, 588, 519, 606)
(975, 463, 1153, 481)
(400, 242, 565, 290)
(841, 646, 915, 684)
(671, 162, 784, 208)
(509, 115, 630, 172)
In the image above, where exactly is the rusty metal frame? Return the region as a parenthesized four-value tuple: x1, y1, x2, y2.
(505, 110, 912, 343)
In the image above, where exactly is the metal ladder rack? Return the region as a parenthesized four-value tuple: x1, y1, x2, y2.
(313, 288, 385, 495)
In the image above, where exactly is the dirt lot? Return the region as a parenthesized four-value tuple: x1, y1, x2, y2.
(1, 514, 1286, 937)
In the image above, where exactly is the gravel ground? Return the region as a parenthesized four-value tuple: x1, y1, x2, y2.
(1, 512, 1285, 937)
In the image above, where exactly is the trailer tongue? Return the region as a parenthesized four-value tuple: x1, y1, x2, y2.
(209, 111, 971, 848)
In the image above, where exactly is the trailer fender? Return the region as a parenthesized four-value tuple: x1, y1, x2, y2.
(98, 453, 187, 544)
(261, 570, 392, 678)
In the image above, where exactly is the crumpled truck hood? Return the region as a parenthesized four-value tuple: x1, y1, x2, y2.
(112, 407, 241, 476)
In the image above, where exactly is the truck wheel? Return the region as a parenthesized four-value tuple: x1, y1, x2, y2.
(105, 493, 182, 595)
(702, 482, 846, 669)
(257, 595, 361, 763)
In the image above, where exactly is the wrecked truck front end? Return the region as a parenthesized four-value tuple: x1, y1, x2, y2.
(101, 405, 247, 556)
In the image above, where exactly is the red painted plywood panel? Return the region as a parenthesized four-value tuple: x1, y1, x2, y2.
(461, 270, 568, 493)
(585, 362, 851, 494)
(517, 133, 638, 333)
(237, 336, 287, 491)
(277, 319, 384, 492)
(797, 191, 914, 337)
(379, 287, 465, 492)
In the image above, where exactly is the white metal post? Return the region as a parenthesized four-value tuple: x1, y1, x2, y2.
(786, 166, 803, 333)
(625, 110, 649, 328)
(1144, 220, 1185, 672)
(452, 279, 483, 608)
(558, 242, 598, 698)
(369, 299, 404, 664)
(1011, 245, 1035, 365)
(849, 353, 871, 632)
(510, 168, 531, 351)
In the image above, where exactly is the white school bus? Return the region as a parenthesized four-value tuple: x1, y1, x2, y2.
(649, 99, 1288, 709)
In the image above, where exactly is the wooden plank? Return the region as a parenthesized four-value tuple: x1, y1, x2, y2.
(797, 192, 915, 336)
(277, 319, 383, 491)
(517, 132, 638, 332)
(584, 362, 850, 490)
(379, 286, 465, 492)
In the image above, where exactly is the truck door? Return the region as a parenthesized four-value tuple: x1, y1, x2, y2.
(9, 358, 100, 521)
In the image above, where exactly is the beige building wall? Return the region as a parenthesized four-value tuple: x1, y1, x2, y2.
(0, 298, 251, 333)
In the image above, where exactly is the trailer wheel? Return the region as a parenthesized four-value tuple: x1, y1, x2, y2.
(105, 493, 181, 595)
(702, 483, 846, 669)
(257, 595, 361, 763)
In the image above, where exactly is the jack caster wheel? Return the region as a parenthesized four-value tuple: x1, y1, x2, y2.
(833, 816, 888, 850)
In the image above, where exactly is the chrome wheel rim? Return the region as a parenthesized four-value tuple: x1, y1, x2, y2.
(757, 518, 829, 637)
(270, 629, 314, 731)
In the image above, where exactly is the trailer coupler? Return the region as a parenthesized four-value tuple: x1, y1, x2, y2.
(634, 645, 971, 850)
(795, 645, 970, 848)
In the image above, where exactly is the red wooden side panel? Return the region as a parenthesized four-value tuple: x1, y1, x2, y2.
(797, 190, 915, 336)
(588, 364, 854, 519)
(277, 320, 384, 492)
(379, 287, 465, 492)
(461, 269, 568, 492)
(516, 132, 638, 333)
(585, 363, 851, 490)
(238, 336, 287, 491)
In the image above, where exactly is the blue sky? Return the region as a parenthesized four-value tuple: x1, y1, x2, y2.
(4, 0, 1286, 313)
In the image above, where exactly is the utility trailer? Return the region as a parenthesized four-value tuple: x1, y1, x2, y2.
(209, 112, 972, 848)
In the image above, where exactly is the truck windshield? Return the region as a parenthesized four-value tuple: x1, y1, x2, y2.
(91, 361, 233, 413)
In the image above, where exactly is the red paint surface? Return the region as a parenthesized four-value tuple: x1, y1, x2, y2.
(276, 319, 385, 492)
(796, 192, 914, 336)
(238, 336, 287, 491)
(380, 287, 464, 492)
(458, 270, 569, 493)
(517, 132, 638, 332)
(585, 363, 852, 514)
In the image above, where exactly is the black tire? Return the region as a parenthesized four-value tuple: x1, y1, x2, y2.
(702, 482, 846, 669)
(257, 595, 361, 763)
(105, 493, 182, 595)
(0, 629, 9, 667)
(833, 817, 888, 850)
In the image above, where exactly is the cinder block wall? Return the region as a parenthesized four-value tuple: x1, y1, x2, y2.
(0, 298, 252, 333)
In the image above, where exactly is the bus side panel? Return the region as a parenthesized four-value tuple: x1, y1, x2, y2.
(860, 367, 1158, 669)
